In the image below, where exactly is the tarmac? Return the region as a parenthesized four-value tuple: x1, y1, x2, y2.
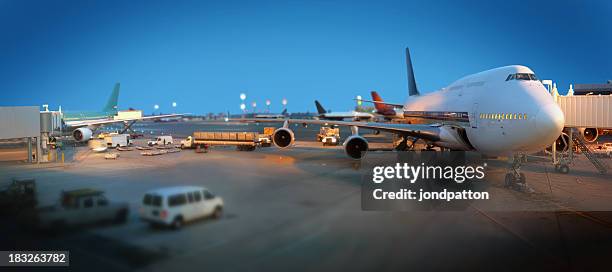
(0, 122, 611, 271)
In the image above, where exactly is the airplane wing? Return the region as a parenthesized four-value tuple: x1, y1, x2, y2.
(240, 118, 441, 141)
(65, 113, 185, 128)
(355, 99, 404, 109)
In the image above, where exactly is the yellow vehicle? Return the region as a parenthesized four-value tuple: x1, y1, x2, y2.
(317, 127, 340, 146)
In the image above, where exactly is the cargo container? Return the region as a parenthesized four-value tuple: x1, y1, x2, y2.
(180, 131, 259, 151)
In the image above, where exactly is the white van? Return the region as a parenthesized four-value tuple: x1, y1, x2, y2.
(105, 134, 131, 148)
(148, 135, 173, 146)
(140, 186, 223, 229)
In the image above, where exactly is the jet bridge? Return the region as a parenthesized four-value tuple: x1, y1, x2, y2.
(545, 84, 611, 174)
(0, 106, 41, 163)
(554, 94, 612, 129)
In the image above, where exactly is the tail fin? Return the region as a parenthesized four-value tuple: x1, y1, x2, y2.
(314, 100, 327, 114)
(281, 109, 287, 115)
(103, 83, 120, 112)
(405, 48, 419, 96)
(371, 91, 391, 113)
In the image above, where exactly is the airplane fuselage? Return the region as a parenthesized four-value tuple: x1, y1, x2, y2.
(320, 111, 374, 121)
(401, 65, 564, 155)
(63, 110, 117, 123)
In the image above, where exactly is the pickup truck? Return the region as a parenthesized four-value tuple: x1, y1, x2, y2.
(180, 131, 260, 151)
(28, 189, 129, 229)
(148, 136, 174, 146)
(0, 178, 37, 215)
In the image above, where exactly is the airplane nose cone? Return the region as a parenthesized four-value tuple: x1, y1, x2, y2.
(535, 104, 565, 141)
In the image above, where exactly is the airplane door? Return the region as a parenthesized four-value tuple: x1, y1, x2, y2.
(471, 103, 478, 128)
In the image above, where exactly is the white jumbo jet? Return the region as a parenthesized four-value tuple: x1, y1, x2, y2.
(256, 48, 565, 183)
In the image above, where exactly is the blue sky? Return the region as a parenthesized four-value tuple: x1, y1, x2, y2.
(1, 0, 610, 114)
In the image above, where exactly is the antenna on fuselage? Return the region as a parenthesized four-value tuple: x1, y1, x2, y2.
(405, 48, 419, 96)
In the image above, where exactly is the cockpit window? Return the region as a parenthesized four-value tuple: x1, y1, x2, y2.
(506, 73, 538, 81)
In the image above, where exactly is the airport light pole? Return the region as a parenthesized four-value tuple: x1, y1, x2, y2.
(240, 93, 247, 115)
(240, 103, 246, 118)
(265, 99, 271, 113)
(282, 98, 287, 111)
(154, 104, 159, 115)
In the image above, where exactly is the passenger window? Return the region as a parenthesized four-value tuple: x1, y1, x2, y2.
(84, 198, 93, 208)
(152, 196, 162, 207)
(203, 190, 215, 200)
(187, 192, 194, 203)
(169, 194, 187, 207)
(97, 197, 108, 206)
(518, 114, 523, 120)
(143, 194, 152, 205)
(513, 114, 517, 120)
(194, 191, 202, 202)
(523, 113, 528, 119)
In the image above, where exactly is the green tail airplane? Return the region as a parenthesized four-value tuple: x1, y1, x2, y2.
(60, 83, 184, 142)
(62, 83, 121, 123)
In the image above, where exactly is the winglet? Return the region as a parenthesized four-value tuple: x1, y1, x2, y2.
(103, 83, 120, 112)
(406, 48, 419, 96)
(314, 100, 327, 115)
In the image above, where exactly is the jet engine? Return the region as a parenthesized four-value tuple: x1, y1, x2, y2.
(343, 135, 369, 159)
(272, 128, 295, 148)
(579, 127, 599, 143)
(73, 127, 93, 142)
(554, 132, 570, 153)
